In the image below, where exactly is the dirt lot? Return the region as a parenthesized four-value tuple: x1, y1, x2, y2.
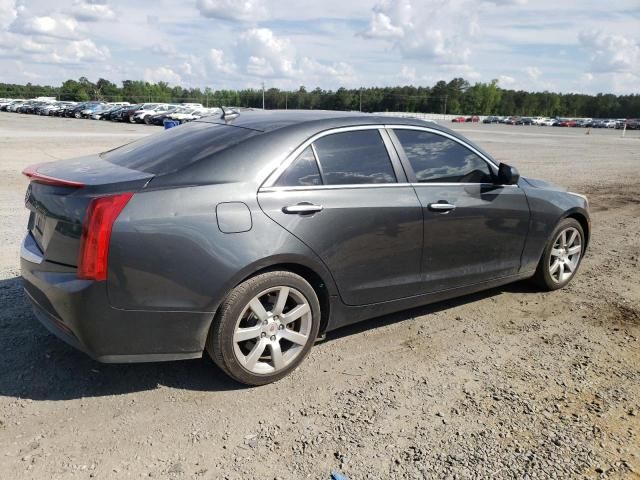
(0, 113, 639, 479)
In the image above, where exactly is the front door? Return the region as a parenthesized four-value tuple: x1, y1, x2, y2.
(390, 127, 530, 292)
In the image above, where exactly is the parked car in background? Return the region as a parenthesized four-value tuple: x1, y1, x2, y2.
(148, 106, 187, 125)
(166, 107, 216, 124)
(554, 119, 577, 127)
(110, 104, 142, 122)
(143, 104, 179, 124)
(625, 119, 640, 130)
(451, 116, 466, 123)
(482, 116, 500, 124)
(516, 117, 533, 125)
(465, 115, 480, 123)
(131, 104, 169, 123)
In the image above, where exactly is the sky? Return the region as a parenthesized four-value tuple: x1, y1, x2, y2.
(0, 0, 638, 94)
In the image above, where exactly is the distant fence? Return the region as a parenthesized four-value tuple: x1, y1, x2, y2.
(374, 112, 488, 122)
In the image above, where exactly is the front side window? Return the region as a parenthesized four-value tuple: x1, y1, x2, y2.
(312, 130, 396, 185)
(394, 129, 493, 183)
(274, 146, 322, 187)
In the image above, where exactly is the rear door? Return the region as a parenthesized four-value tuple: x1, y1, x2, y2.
(389, 127, 530, 292)
(257, 127, 424, 306)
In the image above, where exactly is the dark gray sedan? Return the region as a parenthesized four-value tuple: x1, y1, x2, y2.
(21, 110, 589, 385)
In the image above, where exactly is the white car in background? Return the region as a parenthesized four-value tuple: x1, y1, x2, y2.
(130, 103, 166, 123)
(167, 107, 214, 123)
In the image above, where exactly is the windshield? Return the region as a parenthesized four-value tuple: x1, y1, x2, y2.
(101, 121, 260, 175)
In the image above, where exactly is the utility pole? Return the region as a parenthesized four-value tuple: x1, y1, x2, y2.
(262, 82, 265, 110)
(443, 94, 448, 117)
(359, 88, 362, 112)
(285, 92, 288, 110)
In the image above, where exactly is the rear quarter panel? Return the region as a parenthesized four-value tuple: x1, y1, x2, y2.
(107, 183, 337, 312)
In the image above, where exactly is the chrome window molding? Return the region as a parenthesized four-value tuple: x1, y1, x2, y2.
(260, 123, 514, 191)
(385, 124, 499, 170)
(260, 183, 413, 193)
(259, 182, 518, 193)
(261, 125, 387, 188)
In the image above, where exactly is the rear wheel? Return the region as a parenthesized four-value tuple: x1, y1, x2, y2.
(532, 218, 584, 290)
(207, 271, 320, 386)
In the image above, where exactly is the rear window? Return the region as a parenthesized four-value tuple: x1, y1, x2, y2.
(101, 121, 260, 175)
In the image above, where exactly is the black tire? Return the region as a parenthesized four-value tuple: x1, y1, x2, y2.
(532, 218, 585, 291)
(207, 271, 320, 386)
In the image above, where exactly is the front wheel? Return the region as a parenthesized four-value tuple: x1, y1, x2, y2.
(207, 271, 320, 386)
(532, 218, 585, 290)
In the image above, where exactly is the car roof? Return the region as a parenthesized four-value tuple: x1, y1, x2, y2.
(193, 109, 494, 161)
(196, 109, 452, 134)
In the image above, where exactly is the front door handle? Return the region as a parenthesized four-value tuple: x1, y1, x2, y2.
(428, 202, 456, 213)
(282, 204, 323, 214)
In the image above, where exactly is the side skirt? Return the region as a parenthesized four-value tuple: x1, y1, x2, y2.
(325, 271, 535, 332)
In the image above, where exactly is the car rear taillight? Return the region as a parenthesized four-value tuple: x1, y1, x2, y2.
(78, 193, 133, 281)
(22, 164, 85, 188)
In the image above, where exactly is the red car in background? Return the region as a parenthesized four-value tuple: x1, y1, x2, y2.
(451, 116, 479, 123)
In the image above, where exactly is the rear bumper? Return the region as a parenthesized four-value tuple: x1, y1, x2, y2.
(20, 233, 211, 363)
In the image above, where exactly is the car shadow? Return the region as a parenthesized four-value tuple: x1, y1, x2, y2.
(0, 276, 246, 401)
(0, 275, 538, 401)
(321, 280, 539, 342)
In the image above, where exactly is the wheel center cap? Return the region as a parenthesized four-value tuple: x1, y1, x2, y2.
(269, 323, 277, 334)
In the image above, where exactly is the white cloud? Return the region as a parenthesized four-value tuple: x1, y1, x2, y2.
(498, 74, 515, 86)
(52, 39, 110, 64)
(0, 0, 17, 29)
(361, 0, 478, 65)
(398, 65, 417, 82)
(526, 66, 542, 80)
(196, 0, 266, 22)
(70, 0, 115, 22)
(10, 12, 80, 39)
(362, 12, 404, 38)
(209, 48, 236, 75)
(144, 66, 182, 85)
(579, 30, 640, 74)
(238, 28, 296, 77)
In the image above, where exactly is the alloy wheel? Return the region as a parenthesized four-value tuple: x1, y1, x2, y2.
(548, 226, 582, 283)
(233, 286, 312, 375)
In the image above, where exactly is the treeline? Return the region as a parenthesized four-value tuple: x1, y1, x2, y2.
(1, 77, 638, 118)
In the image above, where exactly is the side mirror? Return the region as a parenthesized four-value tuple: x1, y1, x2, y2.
(497, 163, 520, 185)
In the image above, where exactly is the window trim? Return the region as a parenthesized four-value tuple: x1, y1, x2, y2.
(273, 145, 324, 188)
(260, 124, 517, 192)
(387, 126, 501, 185)
(261, 125, 406, 190)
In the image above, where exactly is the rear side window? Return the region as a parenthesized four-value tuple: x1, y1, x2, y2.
(101, 121, 260, 175)
(313, 130, 396, 185)
(274, 146, 322, 187)
(394, 129, 493, 183)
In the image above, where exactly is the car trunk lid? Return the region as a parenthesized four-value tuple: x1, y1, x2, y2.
(24, 155, 153, 267)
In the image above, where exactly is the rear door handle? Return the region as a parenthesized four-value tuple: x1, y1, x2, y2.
(428, 202, 456, 213)
(282, 204, 323, 214)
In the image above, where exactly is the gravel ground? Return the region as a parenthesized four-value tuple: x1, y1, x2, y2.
(0, 113, 639, 479)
